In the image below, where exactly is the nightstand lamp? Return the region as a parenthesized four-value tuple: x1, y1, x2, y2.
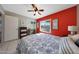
(68, 26, 77, 35)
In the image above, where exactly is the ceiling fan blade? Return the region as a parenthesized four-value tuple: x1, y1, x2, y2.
(38, 11, 41, 15)
(27, 10, 34, 12)
(28, 4, 44, 16)
(39, 9, 44, 11)
(32, 4, 36, 8)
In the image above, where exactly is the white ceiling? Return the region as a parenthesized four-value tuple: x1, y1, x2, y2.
(1, 4, 76, 19)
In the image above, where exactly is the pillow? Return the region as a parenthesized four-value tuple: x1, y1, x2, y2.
(75, 39, 79, 47)
(69, 34, 79, 42)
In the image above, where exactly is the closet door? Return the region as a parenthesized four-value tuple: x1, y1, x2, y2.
(0, 12, 2, 42)
(4, 15, 18, 41)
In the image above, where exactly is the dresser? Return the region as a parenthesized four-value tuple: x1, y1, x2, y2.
(19, 27, 27, 39)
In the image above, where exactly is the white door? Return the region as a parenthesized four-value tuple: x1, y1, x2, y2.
(4, 15, 18, 41)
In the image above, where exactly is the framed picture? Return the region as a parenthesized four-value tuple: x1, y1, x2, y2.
(52, 18, 58, 29)
(40, 20, 51, 33)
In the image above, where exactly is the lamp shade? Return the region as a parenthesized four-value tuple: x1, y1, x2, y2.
(68, 26, 77, 31)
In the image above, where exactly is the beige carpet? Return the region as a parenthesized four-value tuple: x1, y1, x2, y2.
(0, 40, 19, 54)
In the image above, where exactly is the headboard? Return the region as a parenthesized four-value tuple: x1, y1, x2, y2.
(19, 27, 27, 39)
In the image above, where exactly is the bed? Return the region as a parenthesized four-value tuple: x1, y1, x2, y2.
(16, 33, 61, 54)
(59, 34, 79, 54)
(16, 33, 79, 54)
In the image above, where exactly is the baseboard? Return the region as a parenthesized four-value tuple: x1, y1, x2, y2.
(1, 39, 18, 43)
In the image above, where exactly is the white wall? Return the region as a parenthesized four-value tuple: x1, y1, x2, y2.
(0, 5, 5, 15)
(19, 16, 36, 29)
(77, 5, 79, 34)
(0, 5, 5, 42)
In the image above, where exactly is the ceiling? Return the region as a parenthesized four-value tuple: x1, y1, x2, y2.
(1, 4, 76, 19)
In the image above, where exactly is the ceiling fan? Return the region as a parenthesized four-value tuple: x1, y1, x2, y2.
(27, 4, 44, 16)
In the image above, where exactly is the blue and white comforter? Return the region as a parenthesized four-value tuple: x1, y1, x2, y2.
(16, 33, 60, 54)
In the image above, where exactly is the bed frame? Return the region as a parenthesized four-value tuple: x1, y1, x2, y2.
(19, 27, 27, 39)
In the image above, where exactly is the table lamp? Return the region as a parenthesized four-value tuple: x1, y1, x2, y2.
(68, 26, 77, 35)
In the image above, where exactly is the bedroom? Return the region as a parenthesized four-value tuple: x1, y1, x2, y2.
(0, 4, 79, 54)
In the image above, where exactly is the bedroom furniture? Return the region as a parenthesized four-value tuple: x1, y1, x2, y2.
(19, 27, 36, 39)
(27, 29, 36, 35)
(68, 35, 73, 37)
(16, 33, 60, 54)
(59, 37, 79, 54)
(19, 27, 27, 39)
(26, 28, 31, 35)
(29, 29, 36, 34)
(69, 34, 79, 42)
(68, 26, 77, 35)
(75, 39, 79, 47)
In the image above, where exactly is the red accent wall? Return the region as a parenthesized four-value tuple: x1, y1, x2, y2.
(36, 6, 77, 36)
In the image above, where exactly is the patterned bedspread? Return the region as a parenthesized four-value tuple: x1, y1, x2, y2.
(16, 33, 61, 54)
